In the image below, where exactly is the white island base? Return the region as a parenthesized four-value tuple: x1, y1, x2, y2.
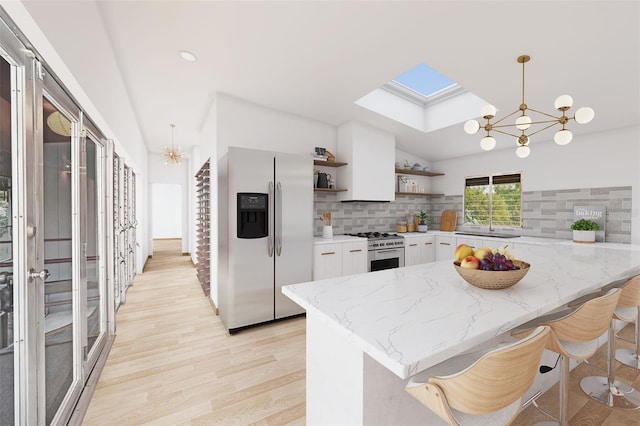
(307, 309, 444, 425)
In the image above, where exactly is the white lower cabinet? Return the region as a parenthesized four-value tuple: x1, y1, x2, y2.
(342, 241, 368, 276)
(313, 239, 367, 280)
(436, 235, 456, 262)
(404, 235, 435, 266)
(313, 243, 343, 280)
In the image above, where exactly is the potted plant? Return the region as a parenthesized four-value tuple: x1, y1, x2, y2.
(571, 218, 599, 243)
(417, 211, 432, 233)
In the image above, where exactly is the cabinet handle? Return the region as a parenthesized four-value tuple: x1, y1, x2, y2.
(321, 251, 336, 255)
(439, 242, 451, 246)
(349, 249, 362, 253)
(409, 243, 418, 247)
(425, 242, 433, 245)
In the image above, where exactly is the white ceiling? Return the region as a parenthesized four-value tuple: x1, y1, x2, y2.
(20, 1, 640, 162)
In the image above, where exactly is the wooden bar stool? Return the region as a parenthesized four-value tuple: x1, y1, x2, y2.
(615, 275, 640, 370)
(535, 288, 621, 426)
(405, 325, 550, 425)
(580, 276, 640, 409)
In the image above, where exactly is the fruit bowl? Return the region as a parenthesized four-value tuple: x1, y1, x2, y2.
(453, 260, 531, 290)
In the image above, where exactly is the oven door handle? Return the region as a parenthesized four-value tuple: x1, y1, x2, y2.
(377, 249, 402, 253)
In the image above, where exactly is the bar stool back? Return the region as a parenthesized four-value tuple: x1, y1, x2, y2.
(580, 276, 640, 409)
(537, 288, 621, 426)
(406, 325, 550, 426)
(615, 275, 640, 369)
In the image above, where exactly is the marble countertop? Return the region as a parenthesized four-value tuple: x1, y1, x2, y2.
(283, 242, 640, 379)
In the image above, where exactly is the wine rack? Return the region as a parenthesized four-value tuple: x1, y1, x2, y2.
(195, 159, 211, 296)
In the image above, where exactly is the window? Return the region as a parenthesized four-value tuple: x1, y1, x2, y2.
(392, 63, 456, 98)
(464, 173, 522, 228)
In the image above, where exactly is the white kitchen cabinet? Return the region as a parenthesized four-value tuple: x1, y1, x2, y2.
(436, 235, 456, 261)
(313, 243, 343, 280)
(422, 237, 436, 263)
(405, 239, 421, 266)
(336, 121, 395, 202)
(313, 238, 367, 280)
(342, 241, 368, 276)
(404, 235, 435, 266)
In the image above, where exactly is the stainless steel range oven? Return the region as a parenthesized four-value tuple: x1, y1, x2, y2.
(347, 232, 405, 272)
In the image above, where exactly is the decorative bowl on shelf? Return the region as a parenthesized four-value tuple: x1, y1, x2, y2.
(453, 260, 530, 289)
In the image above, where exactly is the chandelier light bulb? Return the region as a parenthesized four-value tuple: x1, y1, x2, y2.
(516, 145, 531, 158)
(515, 115, 532, 130)
(554, 129, 573, 145)
(480, 136, 496, 151)
(464, 120, 480, 134)
(554, 95, 573, 111)
(575, 107, 595, 124)
(480, 104, 497, 119)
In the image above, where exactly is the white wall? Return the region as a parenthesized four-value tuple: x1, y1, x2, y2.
(151, 184, 182, 239)
(215, 93, 337, 159)
(432, 125, 640, 243)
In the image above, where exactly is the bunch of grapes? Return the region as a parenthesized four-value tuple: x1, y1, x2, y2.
(479, 252, 520, 271)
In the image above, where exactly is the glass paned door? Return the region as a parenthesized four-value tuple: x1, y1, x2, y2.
(112, 154, 120, 309)
(42, 95, 79, 424)
(84, 132, 106, 367)
(0, 52, 15, 426)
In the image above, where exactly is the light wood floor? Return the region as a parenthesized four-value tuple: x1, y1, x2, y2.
(82, 239, 305, 425)
(83, 239, 640, 425)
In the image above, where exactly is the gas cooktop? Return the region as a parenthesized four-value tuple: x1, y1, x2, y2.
(347, 232, 401, 240)
(346, 232, 404, 249)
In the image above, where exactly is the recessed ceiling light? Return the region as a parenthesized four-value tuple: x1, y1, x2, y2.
(179, 50, 197, 62)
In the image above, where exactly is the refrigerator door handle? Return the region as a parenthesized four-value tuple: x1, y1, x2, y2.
(268, 181, 274, 257)
(276, 181, 283, 256)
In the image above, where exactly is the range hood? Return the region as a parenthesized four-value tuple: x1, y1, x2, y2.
(336, 122, 395, 202)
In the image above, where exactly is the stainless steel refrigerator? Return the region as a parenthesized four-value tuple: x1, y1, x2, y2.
(218, 147, 312, 333)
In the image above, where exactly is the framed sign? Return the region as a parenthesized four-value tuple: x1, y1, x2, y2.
(573, 206, 606, 242)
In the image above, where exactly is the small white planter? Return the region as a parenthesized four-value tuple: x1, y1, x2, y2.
(573, 230, 596, 243)
(417, 224, 428, 233)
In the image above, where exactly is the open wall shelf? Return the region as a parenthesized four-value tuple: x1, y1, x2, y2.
(395, 168, 444, 177)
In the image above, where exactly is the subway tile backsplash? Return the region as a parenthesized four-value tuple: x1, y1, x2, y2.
(314, 186, 632, 243)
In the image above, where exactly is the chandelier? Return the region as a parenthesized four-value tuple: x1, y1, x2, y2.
(463, 55, 594, 158)
(162, 123, 183, 165)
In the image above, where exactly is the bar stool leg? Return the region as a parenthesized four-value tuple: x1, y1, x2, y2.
(534, 354, 568, 426)
(580, 320, 640, 409)
(616, 306, 640, 369)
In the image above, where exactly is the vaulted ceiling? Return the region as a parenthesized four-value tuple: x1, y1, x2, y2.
(20, 1, 640, 162)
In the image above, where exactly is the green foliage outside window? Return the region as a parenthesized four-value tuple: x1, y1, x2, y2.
(464, 174, 522, 227)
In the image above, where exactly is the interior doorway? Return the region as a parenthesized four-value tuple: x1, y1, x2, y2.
(151, 183, 182, 240)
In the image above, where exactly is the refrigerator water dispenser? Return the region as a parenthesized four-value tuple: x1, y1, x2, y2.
(237, 193, 268, 238)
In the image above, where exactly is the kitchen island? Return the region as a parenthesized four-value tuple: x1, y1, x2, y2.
(283, 242, 640, 425)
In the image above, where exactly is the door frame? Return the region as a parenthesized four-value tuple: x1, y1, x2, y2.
(81, 122, 108, 379)
(41, 72, 84, 426)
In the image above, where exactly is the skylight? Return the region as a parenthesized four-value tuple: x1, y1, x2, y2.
(393, 63, 455, 97)
(355, 61, 489, 134)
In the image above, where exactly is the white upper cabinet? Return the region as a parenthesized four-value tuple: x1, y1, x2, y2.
(336, 121, 395, 202)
